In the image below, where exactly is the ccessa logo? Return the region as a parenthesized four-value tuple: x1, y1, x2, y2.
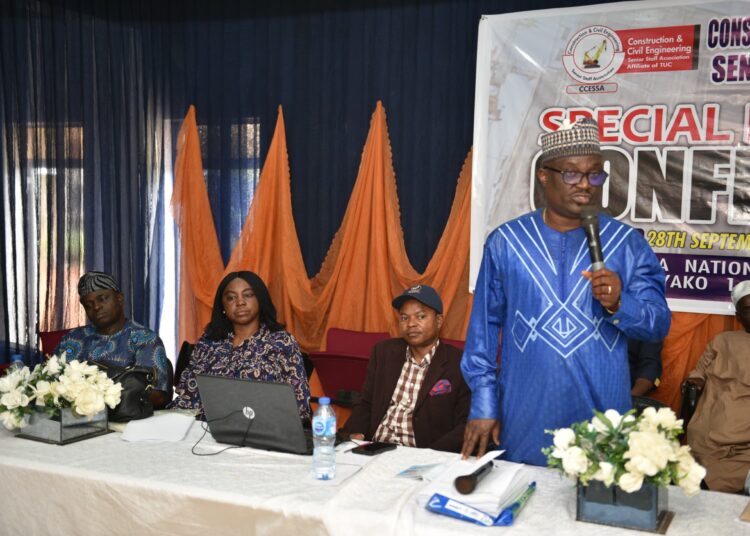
(562, 25, 625, 85)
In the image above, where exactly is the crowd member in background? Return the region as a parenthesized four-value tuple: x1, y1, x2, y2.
(460, 118, 671, 465)
(342, 285, 470, 452)
(628, 338, 663, 396)
(169, 271, 311, 420)
(686, 281, 750, 493)
(56, 271, 172, 408)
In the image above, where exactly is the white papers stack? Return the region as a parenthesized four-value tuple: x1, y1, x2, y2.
(121, 413, 195, 442)
(418, 450, 530, 516)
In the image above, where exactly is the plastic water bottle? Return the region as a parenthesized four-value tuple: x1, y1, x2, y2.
(312, 397, 336, 480)
(9, 354, 24, 372)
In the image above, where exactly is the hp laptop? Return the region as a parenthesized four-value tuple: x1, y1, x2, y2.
(196, 374, 312, 455)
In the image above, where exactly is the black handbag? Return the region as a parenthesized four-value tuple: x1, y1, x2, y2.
(93, 362, 156, 422)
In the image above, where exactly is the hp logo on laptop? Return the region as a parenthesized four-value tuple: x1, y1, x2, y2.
(242, 406, 255, 420)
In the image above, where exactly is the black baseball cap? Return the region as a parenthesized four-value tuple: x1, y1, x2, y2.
(392, 284, 443, 314)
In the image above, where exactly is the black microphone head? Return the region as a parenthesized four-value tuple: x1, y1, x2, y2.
(580, 206, 599, 225)
(580, 206, 605, 269)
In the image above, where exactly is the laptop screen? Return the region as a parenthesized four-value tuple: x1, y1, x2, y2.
(196, 375, 311, 455)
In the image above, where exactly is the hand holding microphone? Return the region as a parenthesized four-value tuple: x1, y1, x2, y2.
(580, 207, 622, 313)
(581, 207, 604, 272)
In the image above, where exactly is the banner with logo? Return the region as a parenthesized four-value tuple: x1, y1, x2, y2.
(471, 0, 750, 314)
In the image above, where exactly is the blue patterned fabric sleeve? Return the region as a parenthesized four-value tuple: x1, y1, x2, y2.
(167, 337, 209, 413)
(461, 231, 506, 422)
(604, 234, 671, 341)
(169, 337, 213, 411)
(54, 322, 171, 392)
(127, 326, 172, 392)
(54, 328, 88, 361)
(273, 331, 312, 421)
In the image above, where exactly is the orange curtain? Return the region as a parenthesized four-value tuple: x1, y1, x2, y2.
(173, 103, 739, 412)
(305, 102, 473, 344)
(171, 105, 224, 345)
(306, 101, 420, 343)
(220, 102, 473, 421)
(225, 106, 313, 332)
(420, 149, 473, 340)
(222, 101, 472, 351)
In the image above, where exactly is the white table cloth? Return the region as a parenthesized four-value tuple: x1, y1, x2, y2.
(1, 422, 748, 535)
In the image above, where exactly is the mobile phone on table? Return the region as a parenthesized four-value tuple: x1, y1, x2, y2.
(351, 441, 397, 456)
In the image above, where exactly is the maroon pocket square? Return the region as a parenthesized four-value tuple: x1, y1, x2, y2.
(429, 379, 452, 396)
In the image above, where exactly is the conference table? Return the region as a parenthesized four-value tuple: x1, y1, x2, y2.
(0, 421, 748, 536)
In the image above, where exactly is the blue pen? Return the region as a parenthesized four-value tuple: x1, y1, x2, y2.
(509, 481, 536, 516)
(496, 481, 536, 525)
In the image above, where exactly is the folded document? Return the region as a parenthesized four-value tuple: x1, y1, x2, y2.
(418, 450, 534, 526)
(425, 482, 536, 527)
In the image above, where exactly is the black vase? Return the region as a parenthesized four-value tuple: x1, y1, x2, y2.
(576, 480, 672, 532)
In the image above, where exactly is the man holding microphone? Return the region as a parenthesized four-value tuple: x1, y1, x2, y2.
(460, 118, 670, 465)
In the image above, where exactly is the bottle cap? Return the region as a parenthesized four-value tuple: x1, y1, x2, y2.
(319, 396, 331, 405)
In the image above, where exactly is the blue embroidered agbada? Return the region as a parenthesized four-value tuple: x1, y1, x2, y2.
(461, 209, 670, 466)
(56, 319, 172, 392)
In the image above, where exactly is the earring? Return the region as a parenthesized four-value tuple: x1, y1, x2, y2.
(222, 310, 226, 314)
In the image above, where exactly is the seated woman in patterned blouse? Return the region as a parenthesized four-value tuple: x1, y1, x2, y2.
(169, 271, 311, 421)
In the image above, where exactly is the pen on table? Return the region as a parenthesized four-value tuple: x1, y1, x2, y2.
(509, 481, 536, 517)
(493, 481, 536, 526)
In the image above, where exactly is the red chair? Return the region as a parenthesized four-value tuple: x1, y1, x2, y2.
(441, 338, 465, 350)
(323, 328, 390, 357)
(308, 353, 370, 403)
(39, 328, 73, 356)
(308, 328, 390, 405)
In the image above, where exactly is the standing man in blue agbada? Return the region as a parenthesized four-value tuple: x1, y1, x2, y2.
(55, 271, 173, 408)
(460, 118, 671, 465)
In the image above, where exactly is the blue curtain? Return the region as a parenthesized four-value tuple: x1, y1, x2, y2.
(0, 0, 613, 361)
(0, 0, 170, 360)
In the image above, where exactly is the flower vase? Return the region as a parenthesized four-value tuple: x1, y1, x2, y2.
(576, 480, 673, 533)
(16, 407, 110, 445)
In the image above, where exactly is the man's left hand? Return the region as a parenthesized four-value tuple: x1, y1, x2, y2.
(582, 269, 621, 312)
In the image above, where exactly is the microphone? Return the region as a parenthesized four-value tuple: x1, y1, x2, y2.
(454, 460, 494, 495)
(581, 207, 605, 271)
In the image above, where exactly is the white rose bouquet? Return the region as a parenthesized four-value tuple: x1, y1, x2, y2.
(0, 354, 123, 430)
(542, 408, 706, 497)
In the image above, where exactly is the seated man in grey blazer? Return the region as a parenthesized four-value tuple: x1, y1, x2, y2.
(341, 285, 470, 452)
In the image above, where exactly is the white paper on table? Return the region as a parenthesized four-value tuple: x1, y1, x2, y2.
(421, 449, 504, 482)
(417, 450, 530, 516)
(121, 413, 195, 442)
